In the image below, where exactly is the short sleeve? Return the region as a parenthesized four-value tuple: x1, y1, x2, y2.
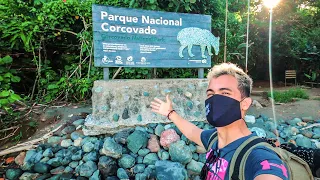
(245, 147, 290, 180)
(200, 129, 216, 150)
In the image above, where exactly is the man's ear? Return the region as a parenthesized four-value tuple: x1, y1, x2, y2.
(241, 97, 252, 111)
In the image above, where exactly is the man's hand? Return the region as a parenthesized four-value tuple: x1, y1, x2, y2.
(151, 95, 173, 117)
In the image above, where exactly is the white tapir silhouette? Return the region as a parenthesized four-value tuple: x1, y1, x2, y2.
(177, 27, 220, 59)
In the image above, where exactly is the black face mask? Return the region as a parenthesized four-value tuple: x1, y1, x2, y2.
(205, 94, 244, 127)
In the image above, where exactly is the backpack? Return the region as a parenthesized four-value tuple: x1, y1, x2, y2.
(205, 131, 314, 180)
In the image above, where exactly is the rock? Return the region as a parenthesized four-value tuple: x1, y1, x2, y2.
(187, 160, 204, 174)
(19, 172, 40, 180)
(15, 152, 26, 166)
(69, 161, 79, 168)
(50, 166, 65, 174)
(118, 154, 135, 168)
(60, 173, 73, 179)
(138, 148, 150, 156)
(313, 128, 320, 138)
(302, 116, 313, 123)
(266, 131, 277, 139)
(34, 162, 50, 173)
(137, 115, 143, 122)
(135, 126, 147, 132)
(72, 150, 84, 161)
(264, 121, 277, 131)
(47, 157, 63, 167)
(250, 127, 266, 138)
(61, 139, 73, 147)
(252, 100, 263, 109)
(137, 156, 144, 164)
(101, 137, 122, 159)
(184, 91, 192, 98)
(83, 142, 95, 152)
(291, 127, 300, 135)
(98, 156, 117, 177)
(74, 138, 82, 147)
(196, 146, 206, 154)
(160, 129, 180, 148)
(61, 125, 76, 135)
(71, 131, 83, 140)
(198, 154, 206, 163)
(186, 101, 193, 110)
(297, 122, 308, 127)
(127, 130, 149, 154)
(143, 92, 150, 96)
(73, 119, 85, 126)
(189, 144, 197, 153)
(113, 114, 120, 122)
(117, 168, 129, 179)
(135, 173, 147, 180)
(40, 157, 50, 163)
(244, 115, 255, 124)
(64, 166, 74, 173)
(169, 140, 192, 164)
(148, 135, 160, 153)
(122, 108, 130, 119)
(155, 125, 165, 137)
(288, 118, 302, 126)
(296, 136, 312, 148)
(301, 130, 313, 138)
(143, 153, 159, 165)
(155, 160, 188, 180)
(35, 174, 51, 180)
(311, 139, 320, 149)
(164, 124, 173, 130)
(147, 127, 154, 134)
(43, 148, 54, 157)
(21, 150, 43, 171)
(80, 161, 98, 177)
(47, 175, 61, 180)
(6, 168, 23, 180)
(83, 151, 98, 162)
(48, 136, 62, 144)
(89, 170, 101, 180)
(134, 164, 146, 173)
(192, 153, 199, 161)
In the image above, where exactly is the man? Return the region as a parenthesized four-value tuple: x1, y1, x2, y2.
(151, 63, 288, 180)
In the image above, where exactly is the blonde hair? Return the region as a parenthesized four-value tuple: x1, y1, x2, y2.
(207, 63, 253, 97)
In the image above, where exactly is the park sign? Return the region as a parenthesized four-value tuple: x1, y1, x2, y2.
(92, 4, 220, 68)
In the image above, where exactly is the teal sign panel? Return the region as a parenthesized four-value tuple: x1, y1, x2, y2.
(92, 4, 219, 68)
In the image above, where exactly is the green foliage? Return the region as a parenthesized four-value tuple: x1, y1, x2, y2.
(28, 121, 39, 128)
(0, 56, 22, 112)
(268, 88, 309, 103)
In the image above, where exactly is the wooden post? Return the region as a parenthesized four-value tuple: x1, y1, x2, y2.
(104, 68, 109, 80)
(153, 68, 157, 78)
(198, 68, 204, 79)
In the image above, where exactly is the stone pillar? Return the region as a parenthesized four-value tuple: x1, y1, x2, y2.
(83, 79, 209, 135)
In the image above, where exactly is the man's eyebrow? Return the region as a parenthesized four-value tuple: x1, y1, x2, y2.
(219, 88, 232, 92)
(206, 89, 214, 93)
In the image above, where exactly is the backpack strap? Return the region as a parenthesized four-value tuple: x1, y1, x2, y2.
(206, 131, 218, 151)
(229, 136, 272, 180)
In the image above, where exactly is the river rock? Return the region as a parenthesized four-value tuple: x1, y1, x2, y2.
(160, 129, 180, 148)
(61, 125, 76, 135)
(117, 168, 129, 179)
(148, 135, 160, 152)
(83, 151, 98, 162)
(244, 115, 255, 124)
(296, 136, 312, 148)
(79, 161, 98, 177)
(6, 169, 23, 180)
(155, 124, 165, 137)
(288, 118, 302, 126)
(155, 160, 188, 180)
(169, 140, 192, 164)
(15, 152, 26, 166)
(313, 128, 320, 138)
(302, 116, 313, 123)
(118, 154, 135, 168)
(34, 162, 50, 173)
(250, 127, 266, 138)
(187, 160, 204, 174)
(19, 172, 40, 180)
(61, 139, 73, 147)
(89, 170, 100, 180)
(114, 129, 133, 145)
(127, 130, 149, 154)
(134, 164, 146, 173)
(101, 137, 122, 159)
(98, 156, 117, 177)
(138, 148, 150, 156)
(143, 153, 159, 165)
(50, 166, 65, 174)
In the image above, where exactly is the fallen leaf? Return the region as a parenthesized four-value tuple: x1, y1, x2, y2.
(5, 157, 15, 164)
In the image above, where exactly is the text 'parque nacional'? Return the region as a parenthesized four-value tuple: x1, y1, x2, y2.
(100, 11, 183, 35)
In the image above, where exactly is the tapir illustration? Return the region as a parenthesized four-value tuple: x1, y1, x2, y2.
(177, 27, 220, 58)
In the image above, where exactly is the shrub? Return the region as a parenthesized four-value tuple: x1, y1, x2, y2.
(268, 88, 309, 103)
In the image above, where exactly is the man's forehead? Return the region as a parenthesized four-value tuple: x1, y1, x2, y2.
(208, 75, 238, 90)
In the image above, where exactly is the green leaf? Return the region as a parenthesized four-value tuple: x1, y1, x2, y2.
(2, 56, 13, 64)
(190, 0, 196, 3)
(0, 90, 10, 97)
(168, 2, 174, 7)
(47, 84, 59, 90)
(0, 76, 3, 81)
(0, 99, 9, 105)
(4, 72, 12, 78)
(10, 93, 21, 101)
(11, 76, 21, 83)
(149, 0, 155, 4)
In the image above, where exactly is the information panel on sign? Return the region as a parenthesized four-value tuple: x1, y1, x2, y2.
(92, 4, 219, 68)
